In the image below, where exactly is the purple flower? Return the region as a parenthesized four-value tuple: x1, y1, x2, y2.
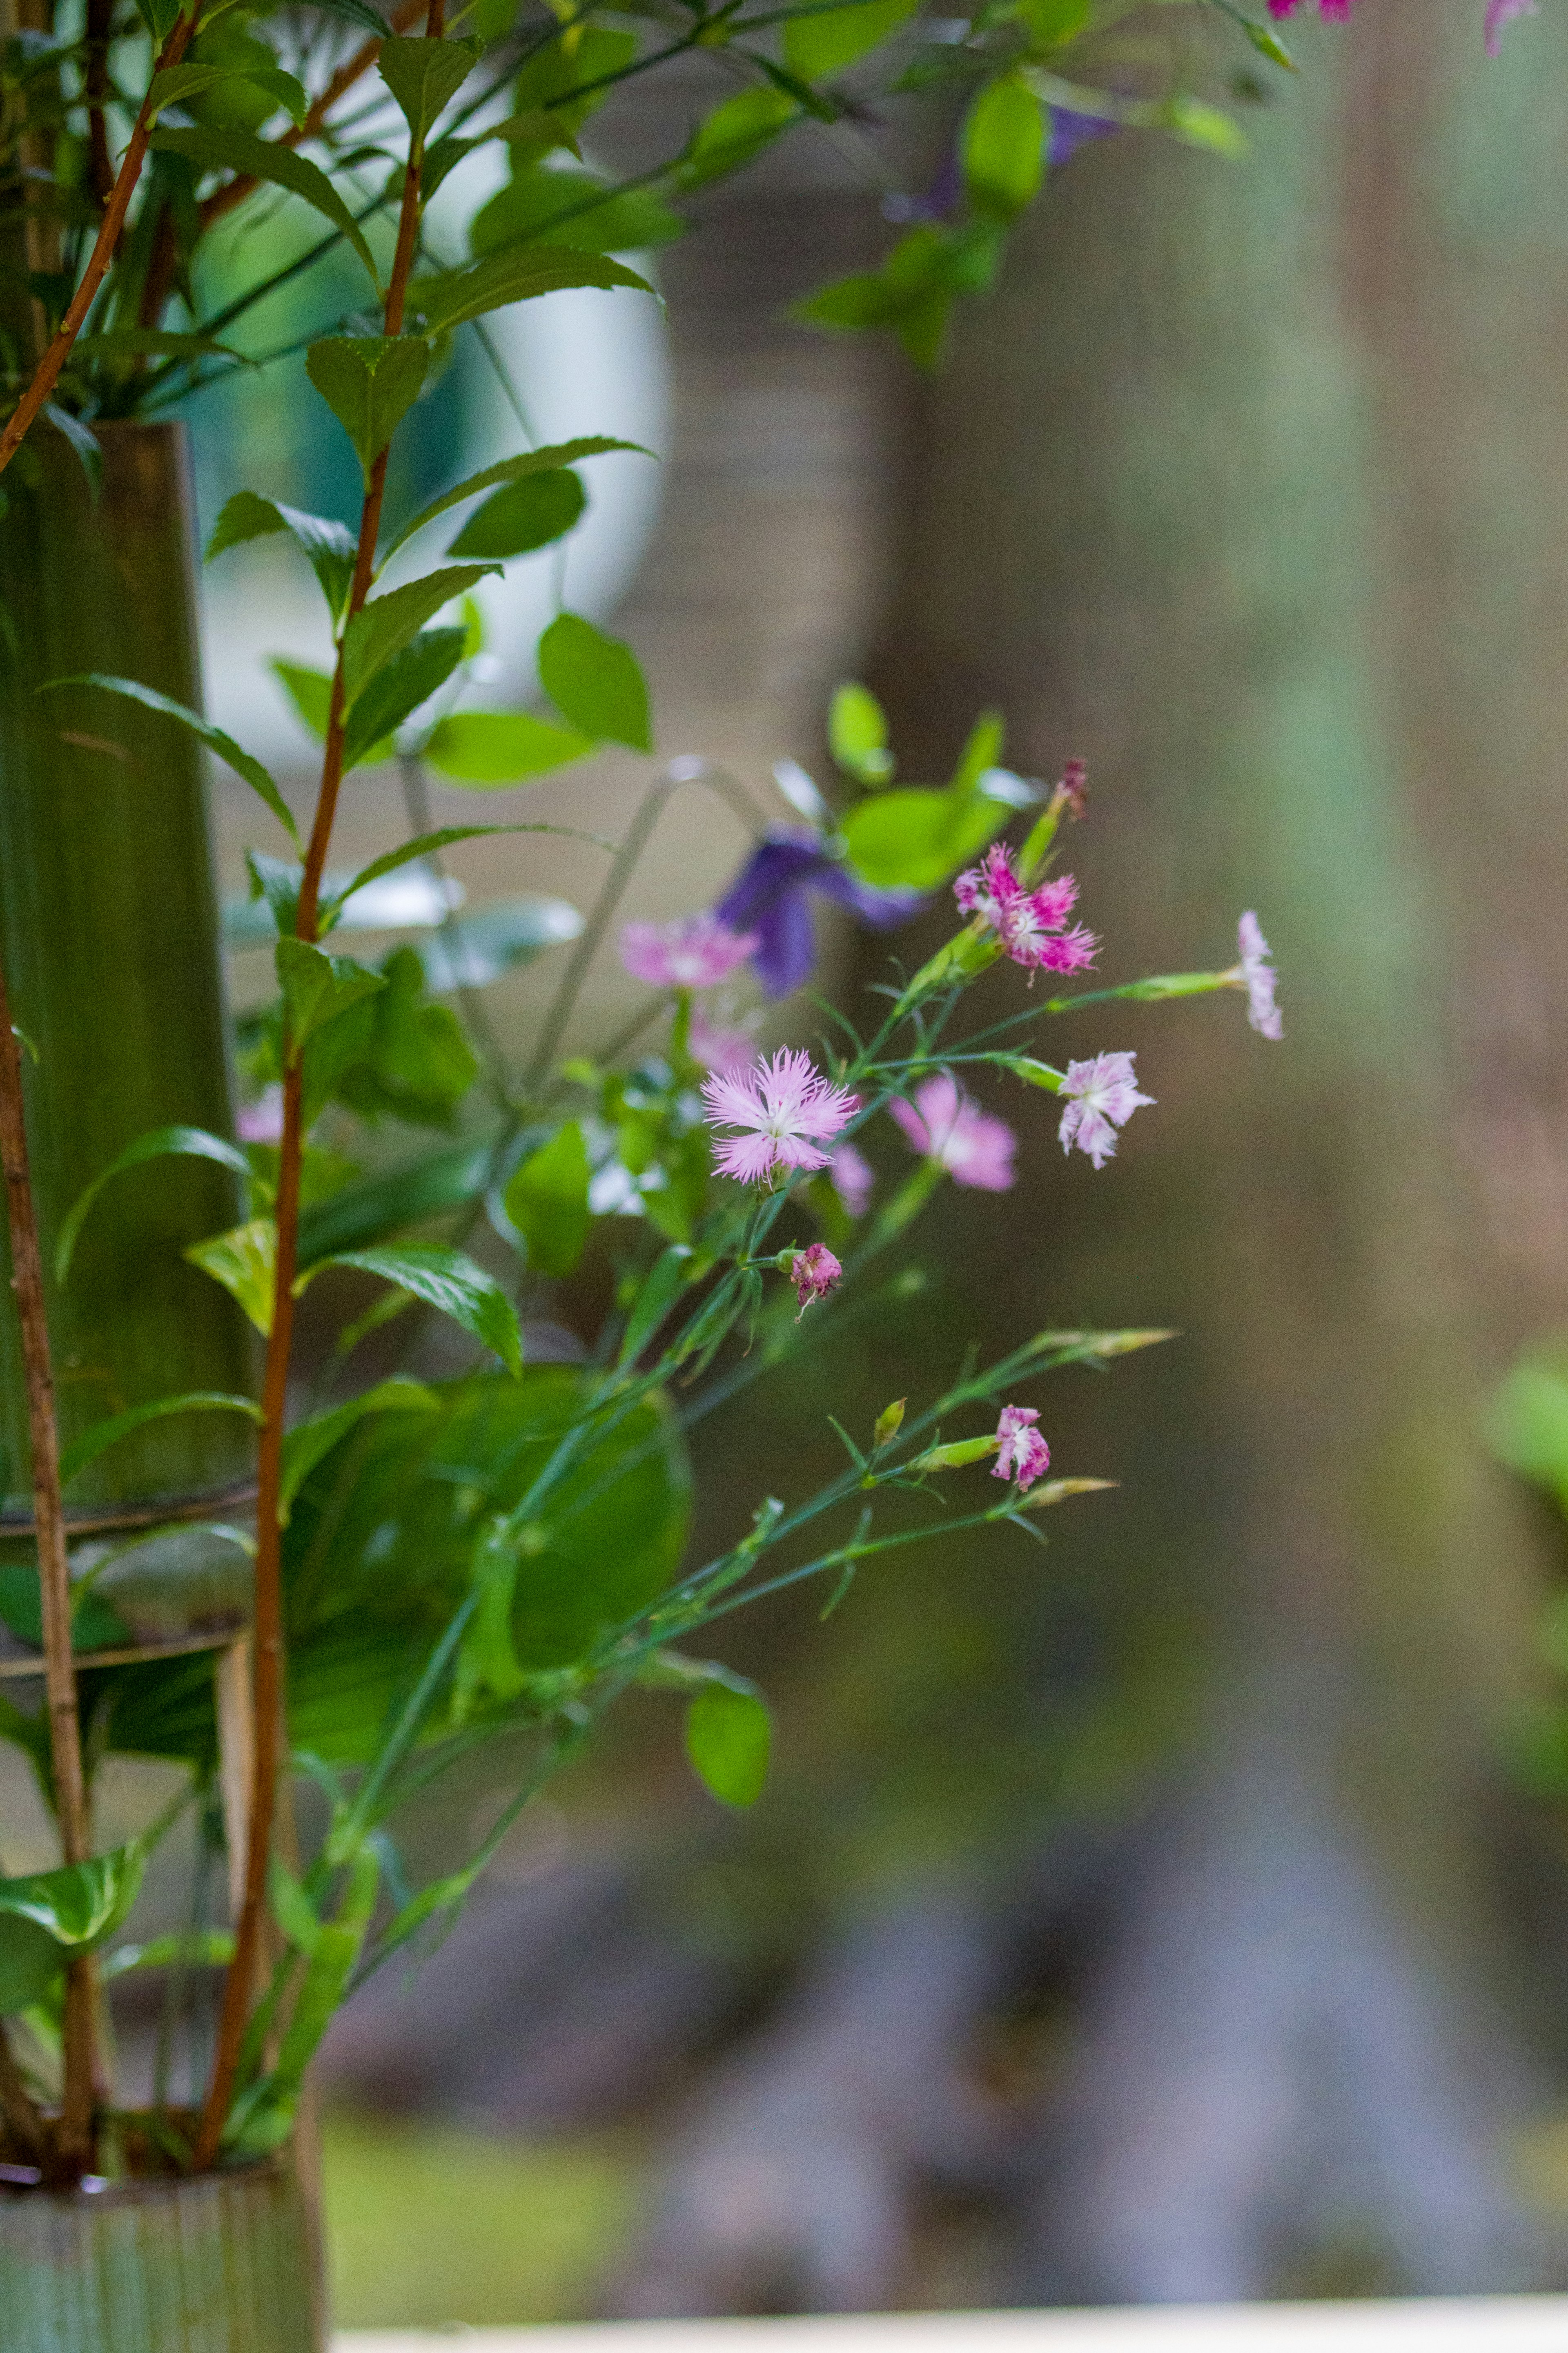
(791, 1242, 842, 1316)
(1485, 0, 1535, 56)
(890, 1073, 1016, 1191)
(994, 1405, 1049, 1491)
(702, 1047, 860, 1185)
(715, 832, 922, 999)
(829, 1140, 874, 1218)
(1236, 911, 1283, 1041)
(1047, 107, 1119, 167)
(1058, 1051, 1154, 1169)
(621, 913, 758, 990)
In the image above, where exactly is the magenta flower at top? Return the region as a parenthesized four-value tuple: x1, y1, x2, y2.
(1236, 911, 1283, 1041)
(1058, 1052, 1154, 1169)
(994, 1405, 1050, 1492)
(791, 1242, 842, 1316)
(953, 843, 1097, 977)
(1484, 0, 1535, 57)
(702, 1048, 860, 1185)
(829, 1140, 874, 1218)
(890, 1073, 1016, 1191)
(620, 913, 758, 990)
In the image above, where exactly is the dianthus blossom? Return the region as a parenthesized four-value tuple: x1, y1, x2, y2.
(791, 1242, 842, 1316)
(701, 1048, 860, 1185)
(994, 1405, 1050, 1491)
(953, 843, 1097, 977)
(1236, 911, 1283, 1042)
(889, 1074, 1016, 1192)
(1058, 1052, 1155, 1169)
(829, 1141, 874, 1218)
(620, 913, 757, 990)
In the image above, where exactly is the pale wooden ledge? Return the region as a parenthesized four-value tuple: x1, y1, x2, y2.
(336, 2296, 1568, 2351)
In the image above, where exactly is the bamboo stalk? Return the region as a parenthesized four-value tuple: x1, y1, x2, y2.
(0, 953, 94, 2174)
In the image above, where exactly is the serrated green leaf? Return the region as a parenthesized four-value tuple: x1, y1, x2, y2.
(684, 1682, 771, 1807)
(962, 74, 1044, 217)
(341, 567, 496, 709)
(59, 1392, 263, 1490)
(56, 1123, 251, 1282)
(411, 246, 652, 337)
(206, 491, 359, 623)
(277, 937, 387, 1055)
(422, 710, 593, 784)
(49, 674, 298, 847)
(301, 1245, 523, 1376)
(151, 125, 379, 285)
(278, 1377, 438, 1525)
(828, 680, 893, 785)
(503, 1122, 590, 1277)
(381, 437, 645, 567)
(448, 470, 584, 559)
(344, 627, 466, 764)
(378, 35, 481, 145)
(537, 611, 651, 751)
(185, 1219, 278, 1335)
(306, 337, 431, 480)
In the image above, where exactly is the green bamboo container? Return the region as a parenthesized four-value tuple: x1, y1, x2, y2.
(0, 420, 256, 1522)
(0, 2155, 320, 2352)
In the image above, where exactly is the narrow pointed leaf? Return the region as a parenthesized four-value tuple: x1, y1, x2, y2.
(381, 437, 645, 567)
(277, 937, 386, 1053)
(301, 1244, 523, 1376)
(57, 1123, 251, 1282)
(341, 567, 497, 709)
(58, 1392, 263, 1490)
(278, 1378, 438, 1524)
(411, 247, 652, 337)
(503, 1122, 590, 1277)
(343, 626, 466, 763)
(47, 676, 299, 846)
(307, 337, 430, 477)
(151, 126, 380, 285)
(205, 490, 358, 622)
(185, 1219, 278, 1335)
(378, 35, 481, 142)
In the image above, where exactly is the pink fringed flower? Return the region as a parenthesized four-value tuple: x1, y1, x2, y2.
(1058, 1052, 1154, 1169)
(890, 1074, 1016, 1191)
(791, 1242, 842, 1316)
(993, 1404, 1049, 1492)
(1486, 0, 1537, 55)
(688, 1013, 759, 1074)
(1236, 910, 1283, 1041)
(829, 1141, 874, 1217)
(953, 843, 1097, 977)
(702, 1048, 860, 1185)
(620, 913, 758, 990)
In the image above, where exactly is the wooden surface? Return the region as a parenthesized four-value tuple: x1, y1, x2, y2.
(336, 2301, 1568, 2351)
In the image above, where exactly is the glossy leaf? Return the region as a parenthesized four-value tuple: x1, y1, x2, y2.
(344, 627, 467, 764)
(503, 1123, 590, 1277)
(151, 127, 379, 285)
(0, 1844, 146, 2015)
(277, 937, 386, 1053)
(411, 247, 652, 337)
(684, 1682, 771, 1808)
(50, 675, 298, 847)
(205, 490, 358, 623)
(301, 1244, 523, 1377)
(341, 567, 497, 709)
(448, 471, 584, 560)
(538, 611, 651, 751)
(378, 35, 481, 144)
(306, 337, 431, 479)
(785, 0, 919, 78)
(56, 1123, 251, 1282)
(277, 1378, 439, 1525)
(381, 437, 644, 566)
(828, 680, 893, 784)
(423, 709, 592, 784)
(185, 1219, 278, 1336)
(59, 1392, 263, 1491)
(962, 75, 1045, 217)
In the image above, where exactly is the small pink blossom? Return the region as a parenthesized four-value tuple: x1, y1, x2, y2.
(829, 1141, 874, 1217)
(953, 843, 1097, 977)
(1485, 0, 1537, 54)
(620, 913, 758, 990)
(236, 1085, 283, 1143)
(702, 1048, 860, 1185)
(1058, 1052, 1154, 1169)
(791, 1242, 842, 1316)
(1236, 910, 1283, 1041)
(688, 1013, 759, 1074)
(1057, 758, 1088, 821)
(993, 1404, 1049, 1492)
(889, 1074, 1016, 1191)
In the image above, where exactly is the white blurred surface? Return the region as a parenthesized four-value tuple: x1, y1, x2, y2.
(336, 2301, 1568, 2351)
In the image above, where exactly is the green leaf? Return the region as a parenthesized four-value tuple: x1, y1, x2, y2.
(962, 74, 1045, 217)
(271, 659, 333, 745)
(503, 1123, 589, 1277)
(537, 611, 651, 751)
(839, 711, 1016, 888)
(411, 247, 652, 337)
(58, 1392, 263, 1491)
(185, 1219, 278, 1335)
(1017, 0, 1091, 43)
(49, 675, 298, 848)
(828, 680, 893, 785)
(378, 35, 481, 145)
(675, 87, 798, 189)
(57, 1123, 251, 1282)
(99, 1929, 236, 1981)
(301, 1245, 523, 1376)
(468, 165, 683, 261)
(205, 491, 358, 624)
(297, 1141, 493, 1264)
(311, 0, 393, 36)
(784, 0, 919, 80)
(133, 0, 180, 42)
(1160, 95, 1247, 156)
(448, 471, 584, 559)
(684, 1682, 771, 1807)
(422, 709, 593, 784)
(150, 126, 380, 285)
(278, 1378, 438, 1525)
(277, 937, 387, 1054)
(341, 567, 497, 709)
(147, 62, 307, 128)
(381, 437, 645, 566)
(306, 337, 431, 480)
(325, 830, 564, 924)
(344, 627, 466, 765)
(0, 1845, 147, 2014)
(618, 1243, 691, 1366)
(1490, 1354, 1568, 1510)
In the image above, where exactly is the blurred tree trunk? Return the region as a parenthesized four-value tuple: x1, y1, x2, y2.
(858, 0, 1568, 2293)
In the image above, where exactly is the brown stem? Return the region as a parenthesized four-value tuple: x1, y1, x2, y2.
(0, 957, 95, 2175)
(193, 4, 439, 2168)
(0, 4, 196, 482)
